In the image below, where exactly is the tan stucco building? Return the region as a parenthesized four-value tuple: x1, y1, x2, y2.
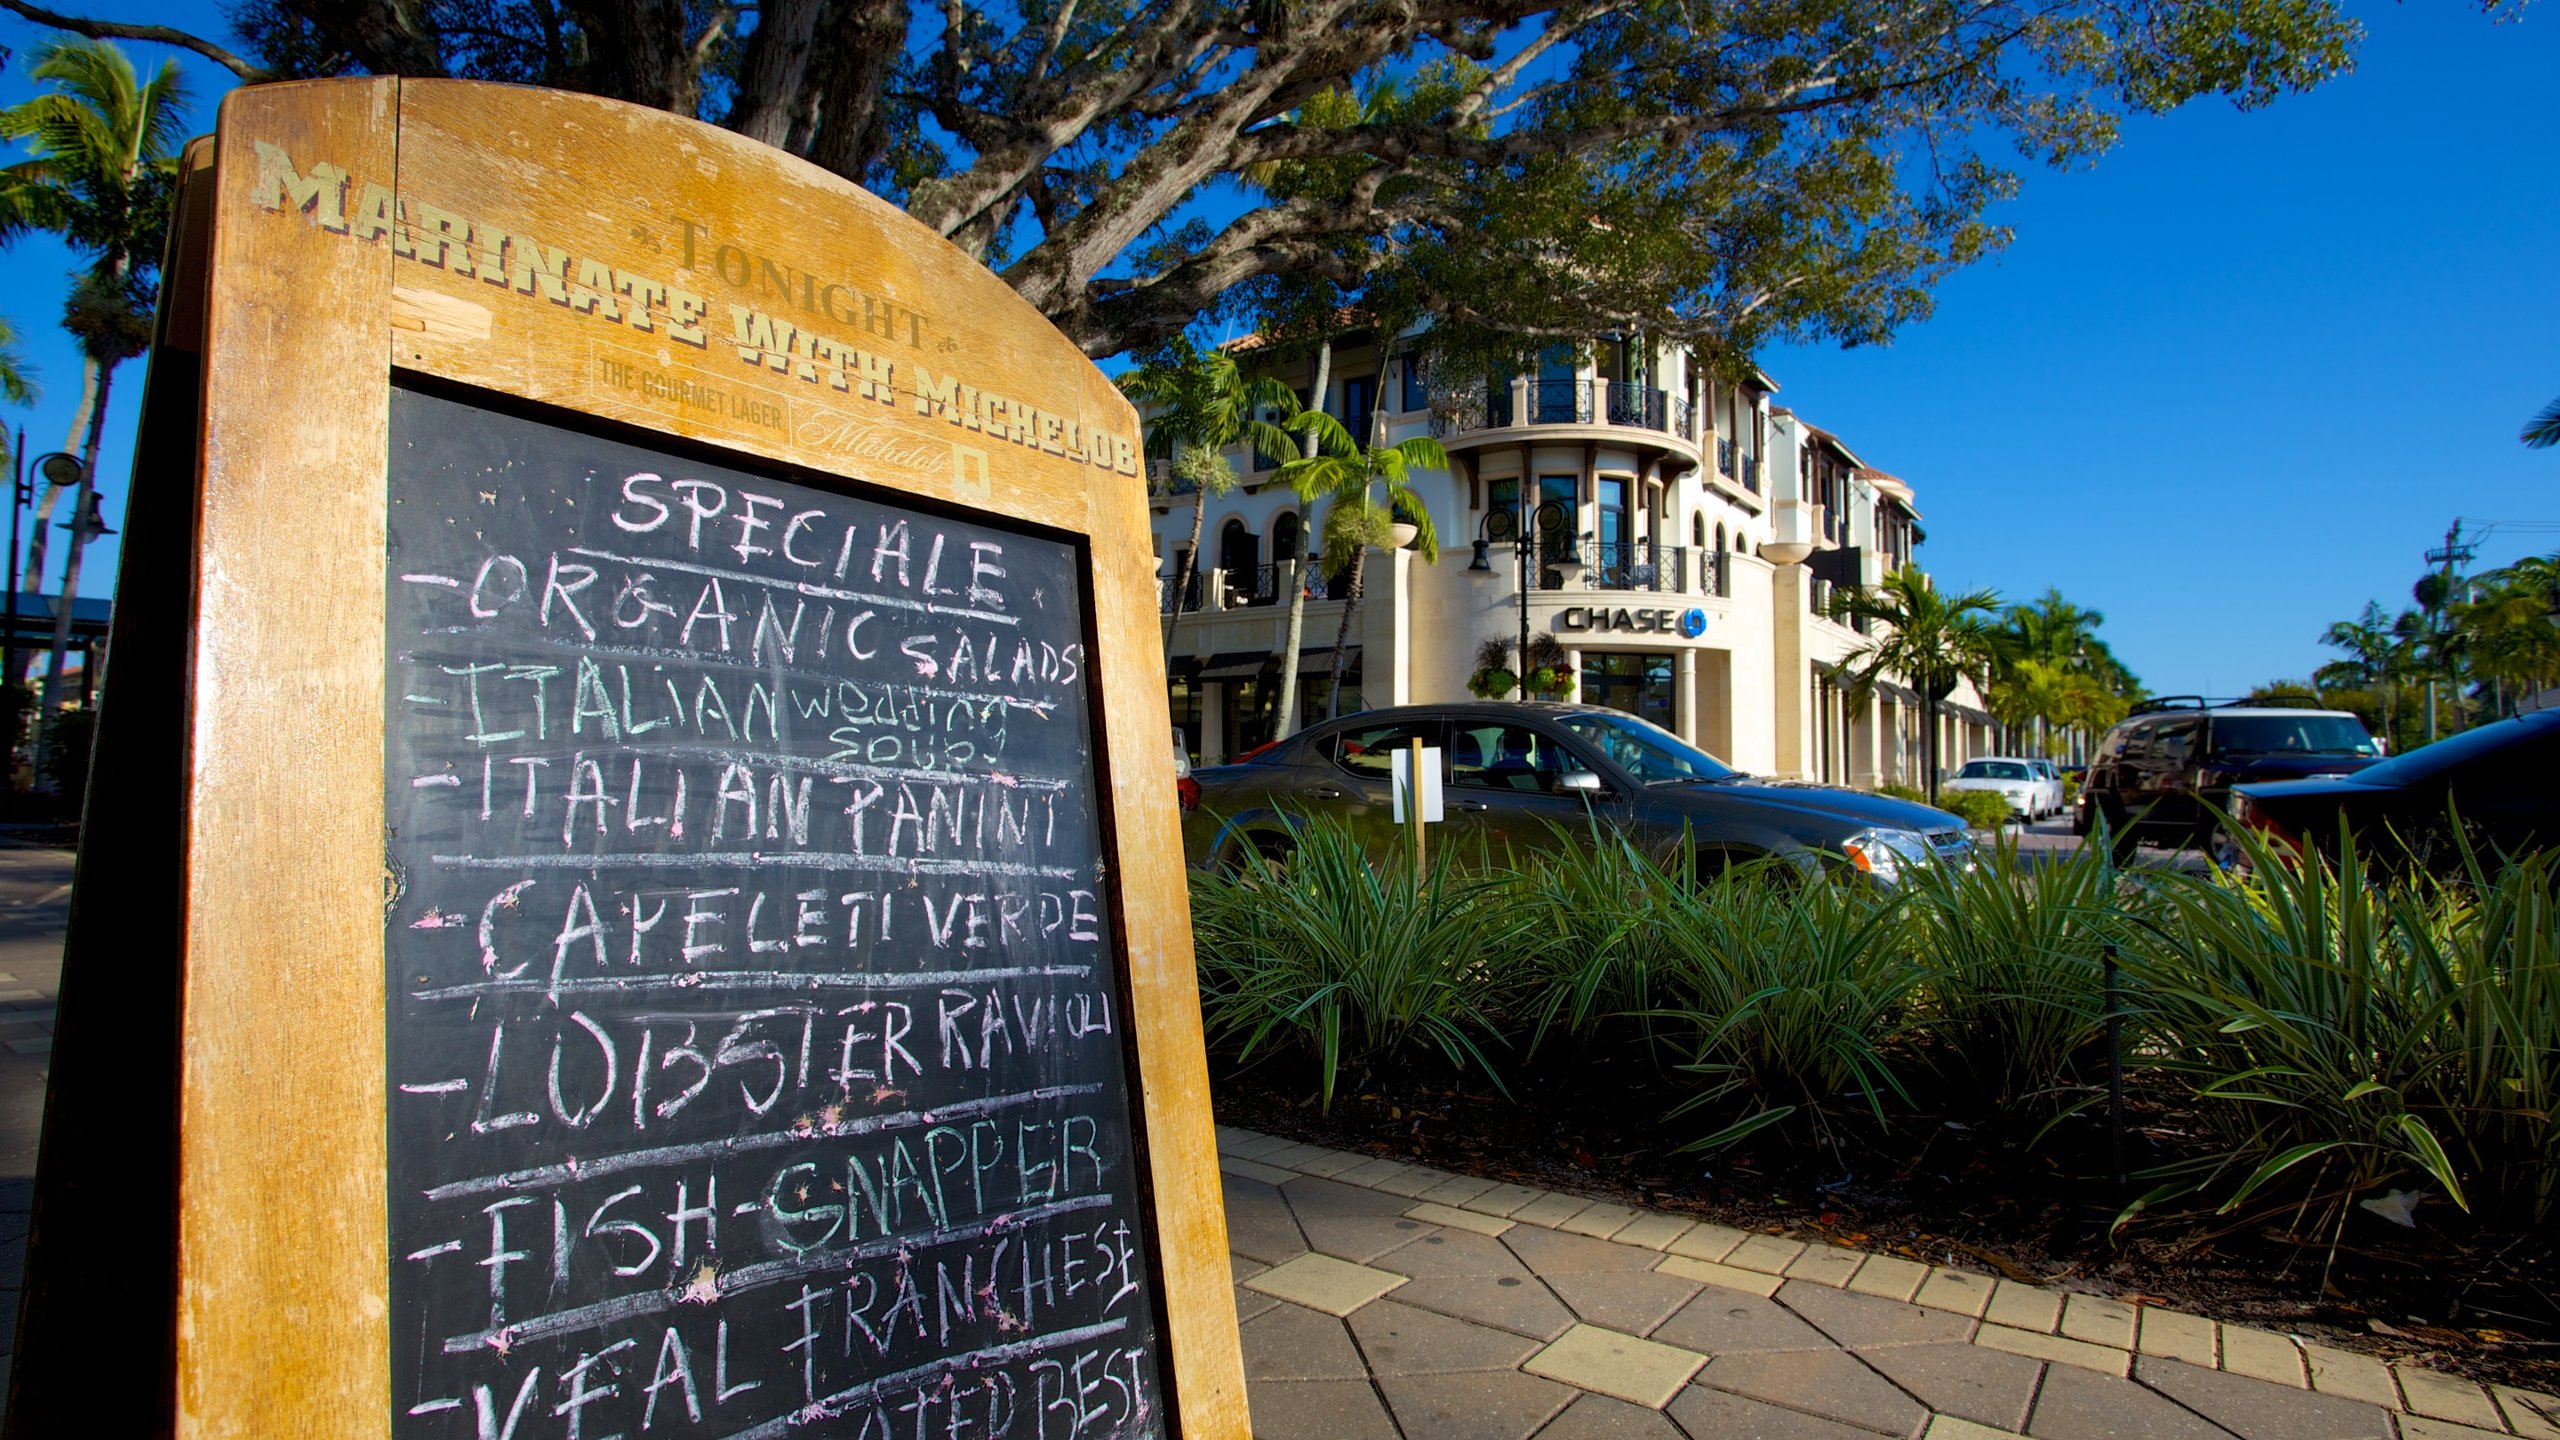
(1152, 331, 1993, 782)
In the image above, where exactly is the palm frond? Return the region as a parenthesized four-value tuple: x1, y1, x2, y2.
(2523, 394, 2560, 450)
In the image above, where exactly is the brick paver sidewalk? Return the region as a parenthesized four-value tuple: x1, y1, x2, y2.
(1218, 1127, 2560, 1440)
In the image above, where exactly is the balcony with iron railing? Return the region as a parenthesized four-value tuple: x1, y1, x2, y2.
(1428, 378, 1696, 449)
(1581, 541, 1683, 593)
(1160, 562, 1320, 614)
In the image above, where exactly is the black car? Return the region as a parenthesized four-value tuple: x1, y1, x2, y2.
(2233, 708, 2560, 871)
(2074, 697, 2382, 857)
(1180, 701, 1973, 885)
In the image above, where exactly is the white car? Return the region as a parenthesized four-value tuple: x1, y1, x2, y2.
(2028, 758, 2064, 815)
(1943, 757, 2062, 820)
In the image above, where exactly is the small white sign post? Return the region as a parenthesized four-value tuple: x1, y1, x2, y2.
(1392, 740, 1445, 871)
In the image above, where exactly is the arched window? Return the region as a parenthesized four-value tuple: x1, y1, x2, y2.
(1715, 523, 1727, 554)
(1692, 513, 1706, 548)
(1272, 511, 1303, 564)
(1219, 516, 1257, 578)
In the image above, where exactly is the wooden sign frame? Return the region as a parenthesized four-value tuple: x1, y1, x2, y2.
(8, 78, 1240, 1438)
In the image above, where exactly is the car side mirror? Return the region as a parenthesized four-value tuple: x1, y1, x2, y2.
(1560, 769, 1605, 795)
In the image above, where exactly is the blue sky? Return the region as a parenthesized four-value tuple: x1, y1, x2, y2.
(3, 2, 2554, 695)
(1760, 2, 2560, 695)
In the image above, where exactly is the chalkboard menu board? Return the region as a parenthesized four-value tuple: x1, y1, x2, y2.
(383, 387, 1167, 1437)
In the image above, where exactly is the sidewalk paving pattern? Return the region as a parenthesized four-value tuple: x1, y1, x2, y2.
(1219, 1127, 2560, 1440)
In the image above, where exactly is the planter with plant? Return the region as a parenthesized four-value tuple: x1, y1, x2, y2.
(1522, 635, 1573, 700)
(1466, 639, 1520, 699)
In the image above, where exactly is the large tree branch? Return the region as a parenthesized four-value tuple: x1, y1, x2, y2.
(911, 0, 1236, 237)
(562, 0, 703, 111)
(0, 0, 270, 76)
(798, 0, 912, 179)
(729, 0, 824, 146)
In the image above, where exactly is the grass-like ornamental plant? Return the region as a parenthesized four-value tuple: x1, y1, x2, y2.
(1506, 823, 1690, 1054)
(1902, 831, 2123, 1108)
(1187, 816, 1534, 1111)
(2435, 846, 2560, 1223)
(2114, 823, 2560, 1238)
(1643, 860, 1922, 1149)
(1184, 813, 2559, 1229)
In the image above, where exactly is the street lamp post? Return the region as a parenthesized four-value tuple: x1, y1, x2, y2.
(1472, 497, 1571, 696)
(2, 432, 25, 784)
(5, 432, 24, 687)
(31, 451, 111, 785)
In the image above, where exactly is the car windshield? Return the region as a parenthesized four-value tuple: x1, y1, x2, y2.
(1552, 711, 1738, 784)
(1958, 761, 2031, 780)
(2209, 714, 2377, 757)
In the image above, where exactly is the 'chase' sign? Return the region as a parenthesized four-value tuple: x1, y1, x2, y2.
(1559, 605, 1712, 636)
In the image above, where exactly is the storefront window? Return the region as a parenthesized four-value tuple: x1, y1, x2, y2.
(1579, 651, 1676, 732)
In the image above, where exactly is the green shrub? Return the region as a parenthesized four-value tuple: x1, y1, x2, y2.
(1903, 832, 2122, 1106)
(1184, 812, 2560, 1227)
(1645, 861, 1921, 1147)
(1873, 782, 1929, 805)
(2117, 825, 2560, 1228)
(39, 706, 96, 816)
(1935, 788, 2012, 831)
(1507, 823, 1687, 1051)
(1188, 817, 1535, 1110)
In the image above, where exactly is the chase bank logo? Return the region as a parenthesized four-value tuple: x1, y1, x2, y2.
(1678, 607, 1709, 638)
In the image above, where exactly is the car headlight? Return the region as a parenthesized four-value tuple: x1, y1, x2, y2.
(1840, 827, 1933, 883)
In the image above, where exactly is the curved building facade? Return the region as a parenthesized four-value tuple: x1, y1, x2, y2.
(1149, 330, 1993, 783)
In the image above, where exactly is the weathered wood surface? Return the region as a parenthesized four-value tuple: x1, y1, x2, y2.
(177, 76, 402, 1438)
(31, 74, 1239, 1439)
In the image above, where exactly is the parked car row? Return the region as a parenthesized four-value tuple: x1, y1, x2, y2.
(2232, 707, 2559, 871)
(1940, 757, 2065, 820)
(1179, 701, 1975, 886)
(1171, 692, 2558, 886)
(2072, 693, 2558, 874)
(2074, 696, 2382, 859)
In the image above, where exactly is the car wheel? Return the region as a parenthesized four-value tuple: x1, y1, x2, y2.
(1222, 831, 1297, 878)
(2208, 825, 2249, 874)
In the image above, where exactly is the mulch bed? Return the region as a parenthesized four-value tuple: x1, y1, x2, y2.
(1209, 1044, 2560, 1393)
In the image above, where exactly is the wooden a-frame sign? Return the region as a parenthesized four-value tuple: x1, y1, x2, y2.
(8, 78, 1243, 1439)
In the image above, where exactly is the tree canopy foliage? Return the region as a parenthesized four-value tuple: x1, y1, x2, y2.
(6, 0, 2376, 359)
(2282, 552, 2560, 751)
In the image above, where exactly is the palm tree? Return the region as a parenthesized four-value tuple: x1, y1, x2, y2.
(0, 315, 35, 407)
(1826, 568, 2007, 801)
(2450, 555, 2560, 713)
(2052, 669, 2128, 760)
(1986, 656, 2066, 755)
(0, 37, 189, 698)
(2316, 601, 2411, 746)
(2004, 588, 2103, 664)
(2523, 395, 2560, 449)
(1115, 338, 1297, 663)
(1274, 411, 1445, 719)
